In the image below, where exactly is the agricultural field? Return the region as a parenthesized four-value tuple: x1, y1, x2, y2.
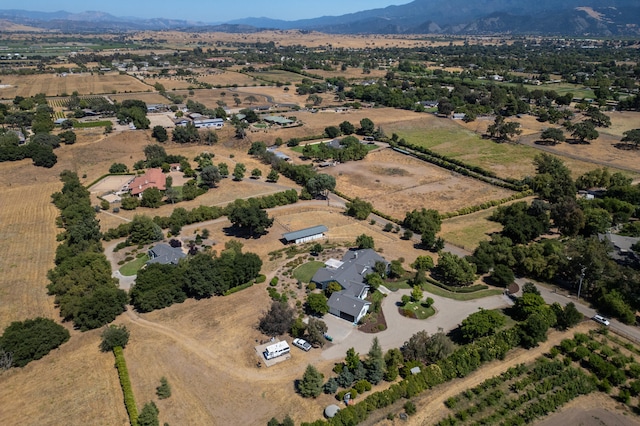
(109, 92, 168, 104)
(245, 69, 318, 85)
(0, 73, 152, 98)
(387, 114, 639, 180)
(321, 148, 515, 219)
(197, 70, 264, 87)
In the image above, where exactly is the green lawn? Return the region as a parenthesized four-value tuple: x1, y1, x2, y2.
(119, 255, 149, 276)
(423, 283, 504, 301)
(402, 302, 435, 320)
(293, 261, 325, 283)
(382, 280, 412, 291)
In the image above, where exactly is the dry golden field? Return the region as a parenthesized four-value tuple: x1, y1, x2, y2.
(322, 148, 515, 218)
(109, 92, 168, 104)
(0, 73, 152, 98)
(130, 30, 512, 49)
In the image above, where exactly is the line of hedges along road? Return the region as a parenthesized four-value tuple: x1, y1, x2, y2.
(391, 140, 526, 191)
(103, 189, 299, 241)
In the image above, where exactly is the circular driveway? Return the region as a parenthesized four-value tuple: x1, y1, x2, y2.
(321, 289, 513, 360)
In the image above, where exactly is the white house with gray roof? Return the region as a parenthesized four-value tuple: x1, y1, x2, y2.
(312, 249, 389, 323)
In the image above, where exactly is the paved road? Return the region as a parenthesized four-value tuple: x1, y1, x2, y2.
(321, 289, 513, 360)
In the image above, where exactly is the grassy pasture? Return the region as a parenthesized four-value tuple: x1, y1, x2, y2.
(245, 70, 310, 85)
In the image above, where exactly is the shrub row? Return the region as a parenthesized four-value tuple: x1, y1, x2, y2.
(425, 276, 488, 294)
(224, 282, 254, 296)
(302, 329, 521, 426)
(113, 346, 138, 426)
(103, 189, 299, 241)
(440, 190, 534, 220)
(391, 141, 526, 191)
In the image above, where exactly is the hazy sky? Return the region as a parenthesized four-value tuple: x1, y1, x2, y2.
(16, 1, 413, 22)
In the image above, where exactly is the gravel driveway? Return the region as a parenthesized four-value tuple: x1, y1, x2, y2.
(321, 289, 513, 360)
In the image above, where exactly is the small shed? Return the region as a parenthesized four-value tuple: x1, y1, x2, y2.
(282, 225, 328, 245)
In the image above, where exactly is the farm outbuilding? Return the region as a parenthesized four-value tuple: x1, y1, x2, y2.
(282, 225, 328, 245)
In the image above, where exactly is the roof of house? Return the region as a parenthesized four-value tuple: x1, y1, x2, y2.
(599, 232, 640, 259)
(147, 244, 186, 265)
(282, 225, 328, 242)
(263, 115, 294, 125)
(312, 249, 388, 292)
(130, 168, 167, 196)
(328, 292, 370, 318)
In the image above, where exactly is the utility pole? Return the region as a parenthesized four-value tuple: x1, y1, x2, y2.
(577, 266, 587, 300)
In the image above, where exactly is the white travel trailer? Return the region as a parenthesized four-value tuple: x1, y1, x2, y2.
(263, 341, 290, 360)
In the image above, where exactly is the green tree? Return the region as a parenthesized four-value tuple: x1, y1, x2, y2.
(356, 234, 375, 250)
(345, 198, 373, 220)
(572, 121, 599, 143)
(621, 129, 640, 148)
(128, 215, 163, 245)
(306, 174, 336, 198)
(298, 364, 324, 398)
(358, 118, 375, 136)
(540, 127, 565, 144)
(259, 301, 294, 336)
(100, 324, 130, 352)
(340, 121, 355, 135)
(156, 377, 172, 399)
(433, 252, 477, 286)
(411, 285, 423, 303)
(266, 169, 279, 183)
(460, 309, 506, 342)
(228, 204, 274, 236)
(325, 126, 341, 138)
(0, 317, 70, 368)
(137, 401, 159, 426)
(248, 141, 267, 156)
(365, 337, 385, 385)
(141, 187, 163, 208)
(489, 264, 515, 287)
(233, 163, 246, 181)
(306, 317, 327, 347)
(519, 310, 556, 348)
(200, 165, 221, 188)
(402, 330, 454, 365)
(109, 163, 129, 174)
(143, 144, 167, 163)
(551, 302, 583, 330)
(345, 347, 361, 371)
(251, 168, 262, 179)
(121, 195, 140, 210)
(59, 130, 77, 145)
(218, 162, 229, 177)
(151, 125, 168, 142)
(487, 115, 522, 141)
(513, 292, 547, 321)
(532, 153, 576, 203)
(411, 255, 434, 271)
(307, 293, 329, 315)
(403, 208, 441, 249)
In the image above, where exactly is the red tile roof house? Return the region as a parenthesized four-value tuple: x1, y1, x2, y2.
(129, 168, 167, 198)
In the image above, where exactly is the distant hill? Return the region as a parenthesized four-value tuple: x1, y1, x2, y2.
(1, 1, 639, 35)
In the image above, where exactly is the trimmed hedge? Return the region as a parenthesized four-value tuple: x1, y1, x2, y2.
(425, 276, 488, 294)
(224, 281, 254, 296)
(114, 346, 138, 426)
(441, 190, 534, 220)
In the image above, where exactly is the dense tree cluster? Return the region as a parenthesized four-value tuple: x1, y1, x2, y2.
(0, 317, 70, 368)
(130, 244, 262, 312)
(48, 171, 127, 330)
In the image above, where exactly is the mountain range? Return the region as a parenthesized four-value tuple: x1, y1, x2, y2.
(1, 0, 639, 36)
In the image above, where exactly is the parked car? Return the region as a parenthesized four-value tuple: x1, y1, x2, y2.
(592, 314, 610, 326)
(292, 338, 312, 351)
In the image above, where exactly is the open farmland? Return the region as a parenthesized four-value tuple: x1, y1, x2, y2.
(386, 114, 638, 180)
(198, 70, 271, 87)
(322, 148, 515, 218)
(0, 73, 152, 98)
(109, 92, 168, 104)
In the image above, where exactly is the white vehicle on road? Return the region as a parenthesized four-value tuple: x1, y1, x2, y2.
(592, 314, 610, 326)
(292, 338, 312, 351)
